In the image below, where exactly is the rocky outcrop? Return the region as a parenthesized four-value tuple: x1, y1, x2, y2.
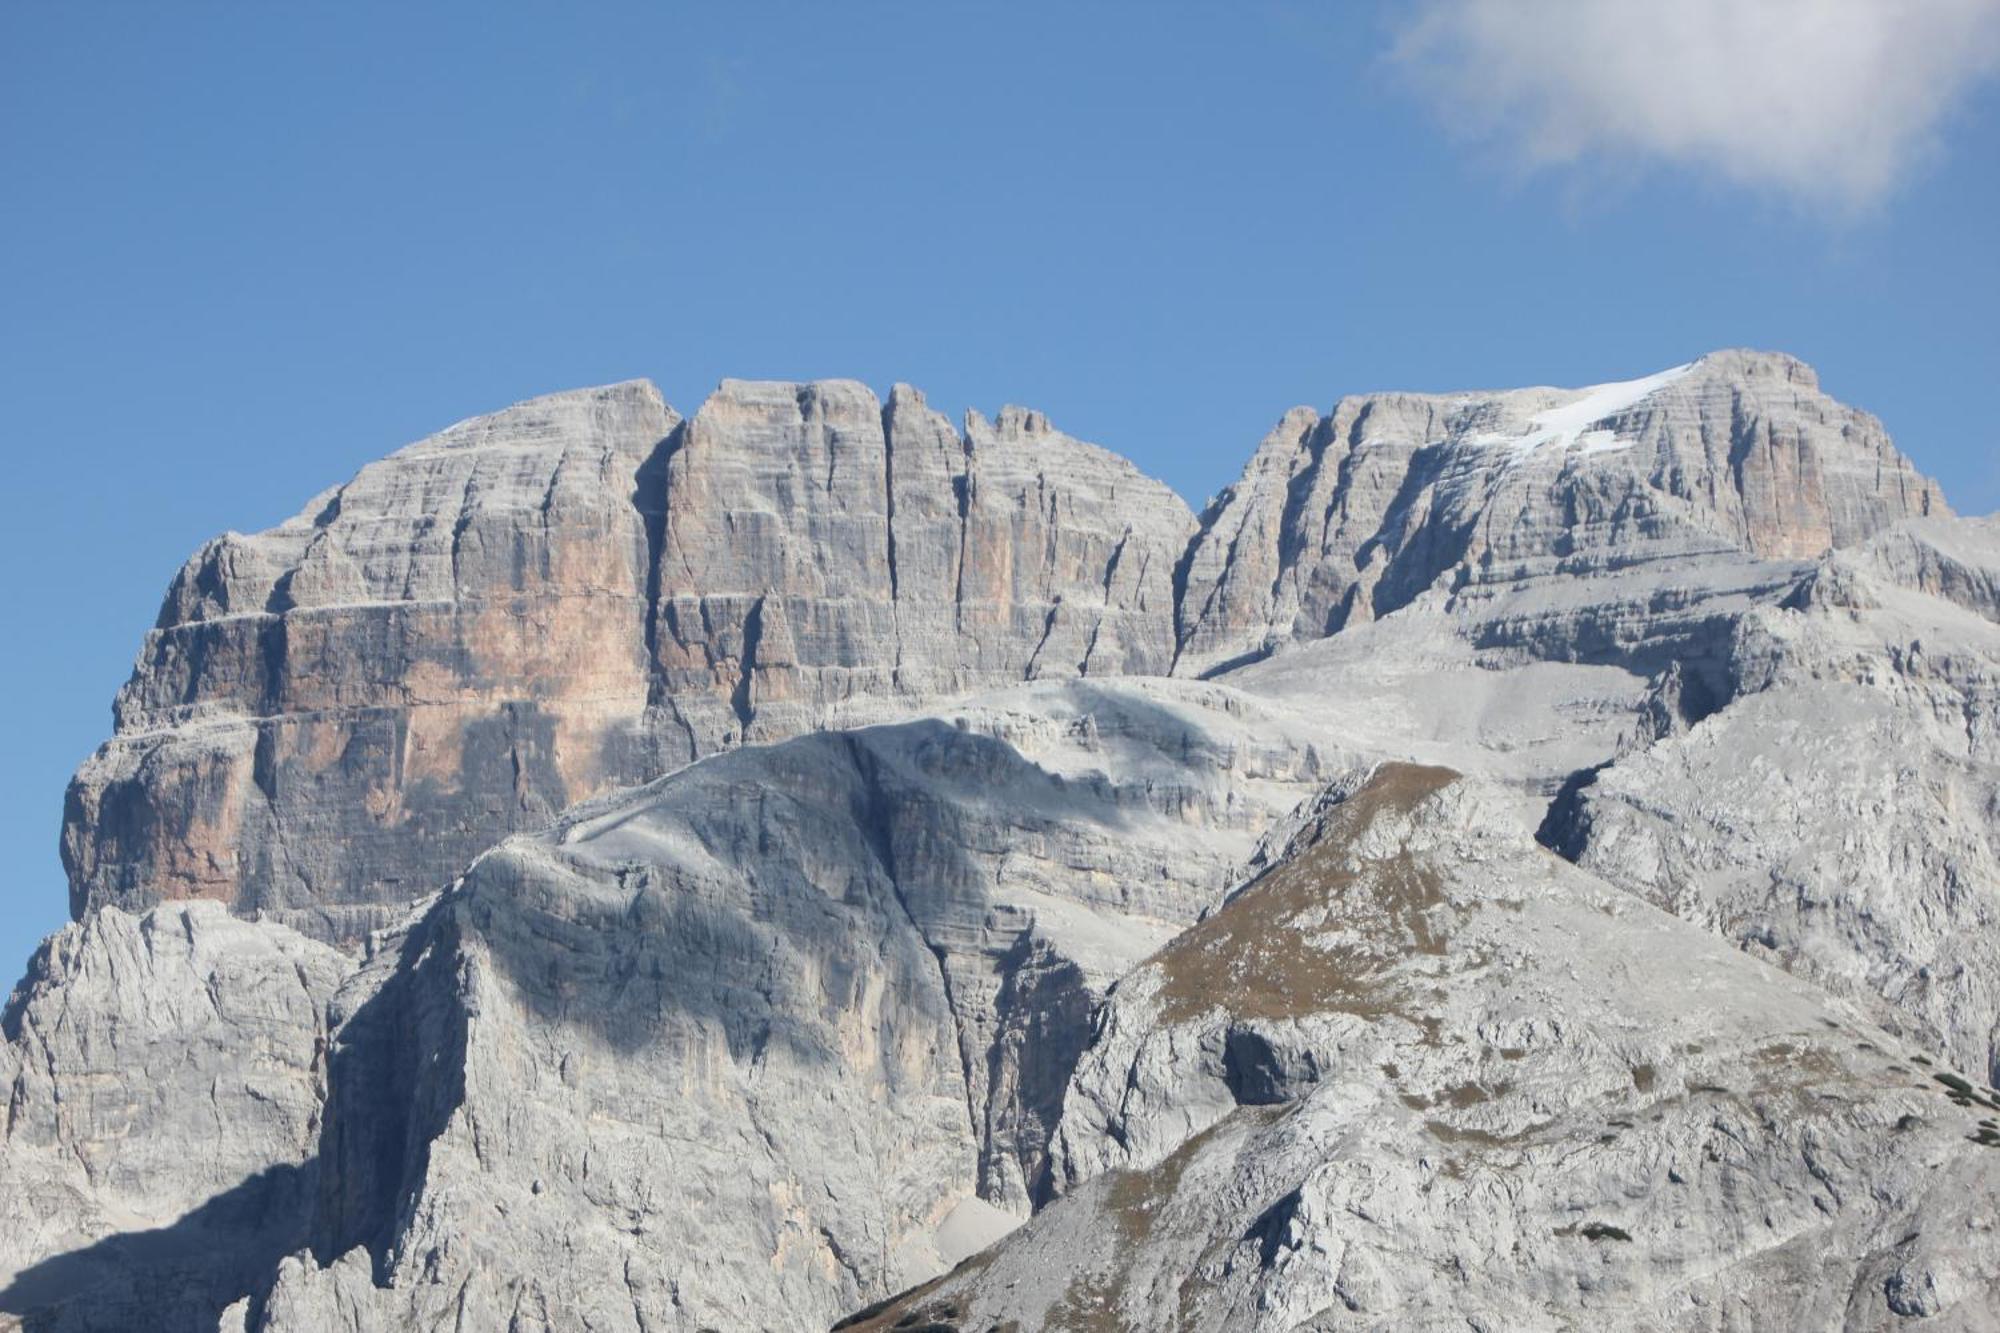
(64, 380, 1194, 942)
(232, 679, 1333, 1331)
(1556, 521, 2000, 1083)
(647, 380, 1193, 753)
(848, 766, 2000, 1330)
(0, 903, 348, 1330)
(1174, 351, 1947, 676)
(63, 381, 681, 940)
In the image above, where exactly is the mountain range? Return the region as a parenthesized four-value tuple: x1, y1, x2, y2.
(6, 349, 1997, 1331)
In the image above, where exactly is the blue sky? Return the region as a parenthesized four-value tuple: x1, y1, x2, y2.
(2, 2, 1996, 972)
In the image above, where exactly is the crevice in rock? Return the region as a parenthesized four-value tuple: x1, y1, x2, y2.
(879, 401, 900, 606)
(632, 422, 684, 707)
(1166, 493, 1219, 674)
(731, 595, 766, 736)
(950, 467, 972, 634)
(1535, 762, 1610, 862)
(1023, 602, 1061, 679)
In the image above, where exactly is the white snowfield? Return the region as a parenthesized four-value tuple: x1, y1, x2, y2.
(1470, 360, 1697, 458)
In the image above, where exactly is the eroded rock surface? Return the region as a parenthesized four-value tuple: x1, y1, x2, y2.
(19, 350, 2000, 1333)
(235, 680, 1335, 1331)
(851, 767, 2000, 1331)
(65, 379, 1195, 942)
(0, 904, 348, 1330)
(1175, 351, 1946, 677)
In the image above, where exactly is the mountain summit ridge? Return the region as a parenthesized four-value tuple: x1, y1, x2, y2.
(64, 349, 1945, 940)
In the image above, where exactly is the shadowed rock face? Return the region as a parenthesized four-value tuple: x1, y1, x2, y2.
(224, 680, 1336, 1331)
(57, 351, 1953, 948)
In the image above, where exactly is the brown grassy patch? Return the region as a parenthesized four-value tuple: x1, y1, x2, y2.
(1048, 1107, 1284, 1331)
(1147, 765, 1462, 1026)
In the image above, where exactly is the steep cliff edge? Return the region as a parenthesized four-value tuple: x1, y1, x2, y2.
(62, 381, 680, 939)
(63, 380, 1195, 941)
(63, 352, 1945, 947)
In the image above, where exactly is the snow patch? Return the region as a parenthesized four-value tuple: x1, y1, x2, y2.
(1473, 362, 1695, 460)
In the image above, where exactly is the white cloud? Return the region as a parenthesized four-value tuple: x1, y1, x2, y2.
(1394, 0, 2000, 208)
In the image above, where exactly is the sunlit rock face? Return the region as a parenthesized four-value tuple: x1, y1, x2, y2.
(62, 381, 680, 940)
(848, 767, 2000, 1332)
(645, 379, 1194, 754)
(1174, 350, 1946, 677)
(62, 378, 1194, 942)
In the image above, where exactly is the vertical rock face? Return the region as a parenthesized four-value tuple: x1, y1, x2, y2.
(648, 378, 901, 750)
(63, 379, 1195, 940)
(648, 381, 1194, 753)
(63, 381, 681, 939)
(1174, 351, 1947, 676)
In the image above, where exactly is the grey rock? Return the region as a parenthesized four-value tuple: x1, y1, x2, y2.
(18, 350, 2000, 1333)
(0, 903, 348, 1330)
(1559, 519, 2000, 1082)
(64, 381, 681, 941)
(240, 679, 1334, 1331)
(1175, 350, 1946, 678)
(647, 380, 1195, 754)
(852, 766, 2000, 1331)
(64, 379, 1195, 943)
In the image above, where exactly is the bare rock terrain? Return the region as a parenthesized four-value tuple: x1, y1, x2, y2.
(8, 349, 1998, 1331)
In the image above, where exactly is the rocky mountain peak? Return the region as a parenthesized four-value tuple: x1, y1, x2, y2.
(62, 352, 1950, 942)
(1173, 349, 1946, 675)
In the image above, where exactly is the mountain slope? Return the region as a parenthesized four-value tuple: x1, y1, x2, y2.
(847, 766, 2000, 1330)
(219, 680, 1335, 1331)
